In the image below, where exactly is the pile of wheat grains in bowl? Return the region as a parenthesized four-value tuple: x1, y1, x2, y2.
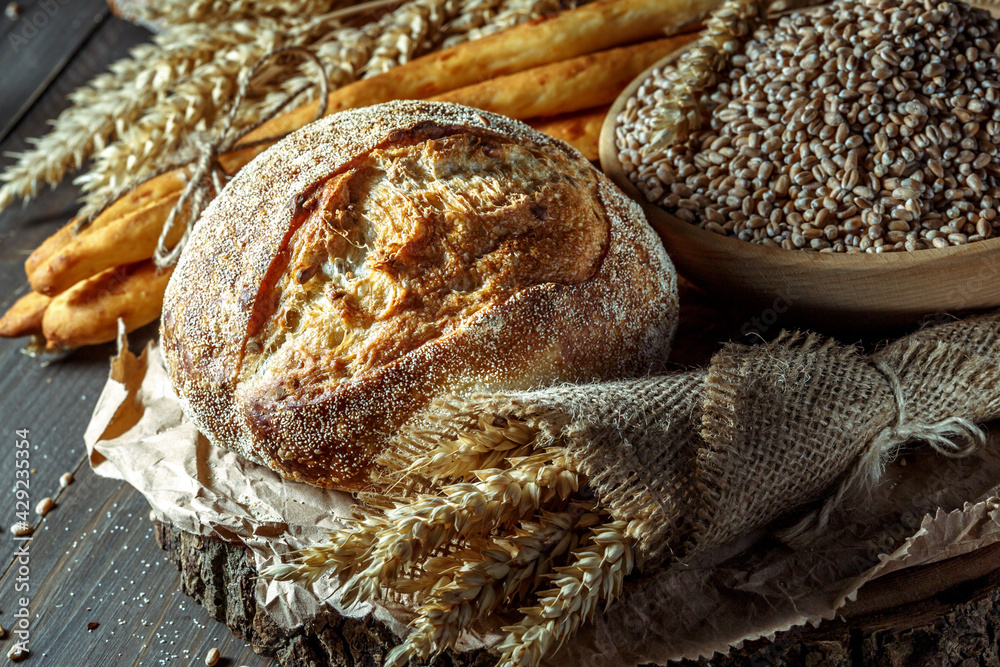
(617, 0, 1000, 253)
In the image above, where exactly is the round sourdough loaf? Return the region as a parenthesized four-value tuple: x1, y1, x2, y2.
(161, 101, 678, 491)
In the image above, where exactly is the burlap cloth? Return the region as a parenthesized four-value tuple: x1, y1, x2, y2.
(86, 310, 1000, 664)
(406, 312, 1000, 566)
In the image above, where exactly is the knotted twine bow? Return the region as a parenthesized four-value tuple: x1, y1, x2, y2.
(776, 357, 986, 548)
(77, 46, 329, 268)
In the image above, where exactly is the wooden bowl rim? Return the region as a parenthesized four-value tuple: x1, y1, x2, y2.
(598, 6, 1000, 271)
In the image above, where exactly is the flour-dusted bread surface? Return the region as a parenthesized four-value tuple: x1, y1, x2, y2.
(161, 101, 678, 490)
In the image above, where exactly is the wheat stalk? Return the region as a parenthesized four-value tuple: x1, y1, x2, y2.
(496, 520, 637, 667)
(261, 430, 637, 667)
(1, 0, 572, 213)
(337, 453, 579, 608)
(0, 22, 265, 211)
(263, 448, 579, 588)
(384, 505, 600, 666)
(75, 13, 357, 214)
(125, 0, 356, 26)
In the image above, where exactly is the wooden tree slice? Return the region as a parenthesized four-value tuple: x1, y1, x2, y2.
(155, 521, 1000, 666)
(154, 521, 494, 667)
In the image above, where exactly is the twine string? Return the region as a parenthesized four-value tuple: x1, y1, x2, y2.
(152, 46, 329, 268)
(778, 358, 985, 548)
(74, 46, 329, 265)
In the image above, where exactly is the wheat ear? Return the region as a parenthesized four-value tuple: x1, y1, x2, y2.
(341, 456, 578, 606)
(390, 415, 541, 484)
(384, 506, 600, 667)
(0, 24, 260, 210)
(496, 520, 636, 667)
(261, 515, 380, 585)
(126, 0, 356, 26)
(363, 0, 457, 77)
(452, 0, 563, 45)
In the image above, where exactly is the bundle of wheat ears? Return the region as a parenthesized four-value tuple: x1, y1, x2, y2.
(0, 0, 712, 351)
(264, 414, 632, 667)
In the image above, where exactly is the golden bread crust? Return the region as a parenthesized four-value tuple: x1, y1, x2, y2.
(161, 101, 677, 490)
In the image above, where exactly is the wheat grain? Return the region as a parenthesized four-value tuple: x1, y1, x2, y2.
(624, 0, 1000, 253)
(496, 520, 636, 667)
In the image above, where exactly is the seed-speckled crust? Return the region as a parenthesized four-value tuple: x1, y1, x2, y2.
(161, 100, 678, 491)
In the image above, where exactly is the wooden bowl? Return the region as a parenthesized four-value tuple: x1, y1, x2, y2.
(599, 32, 1000, 333)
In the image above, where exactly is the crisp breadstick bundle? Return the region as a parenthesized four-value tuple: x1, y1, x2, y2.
(239, 0, 718, 144)
(529, 106, 610, 161)
(25, 169, 188, 278)
(23, 141, 269, 300)
(0, 291, 50, 338)
(431, 36, 697, 120)
(42, 260, 172, 349)
(28, 195, 182, 297)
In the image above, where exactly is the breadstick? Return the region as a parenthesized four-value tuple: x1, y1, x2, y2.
(24, 141, 269, 297)
(42, 260, 172, 349)
(239, 0, 718, 144)
(529, 106, 610, 161)
(28, 194, 181, 296)
(0, 291, 50, 338)
(25, 169, 188, 277)
(431, 35, 696, 120)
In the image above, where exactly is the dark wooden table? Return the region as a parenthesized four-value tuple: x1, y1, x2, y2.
(0, 2, 274, 665)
